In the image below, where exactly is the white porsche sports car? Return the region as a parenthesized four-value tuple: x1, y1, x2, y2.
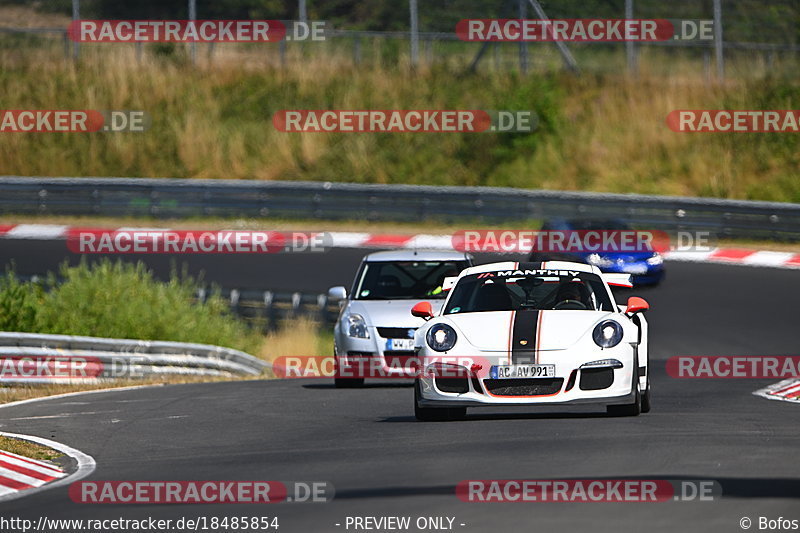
(411, 261, 651, 421)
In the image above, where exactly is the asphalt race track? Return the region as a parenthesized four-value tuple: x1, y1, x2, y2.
(0, 240, 798, 532)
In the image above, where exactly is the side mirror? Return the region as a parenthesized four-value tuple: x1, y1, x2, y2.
(411, 301, 434, 320)
(327, 286, 347, 301)
(625, 296, 649, 314)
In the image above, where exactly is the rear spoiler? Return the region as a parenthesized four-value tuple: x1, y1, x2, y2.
(601, 273, 633, 288)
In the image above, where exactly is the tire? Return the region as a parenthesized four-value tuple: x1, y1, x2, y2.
(640, 375, 651, 413)
(333, 353, 364, 388)
(606, 363, 642, 417)
(414, 380, 466, 421)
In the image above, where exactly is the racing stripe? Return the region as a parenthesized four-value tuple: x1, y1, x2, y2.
(509, 261, 542, 365)
(511, 310, 539, 364)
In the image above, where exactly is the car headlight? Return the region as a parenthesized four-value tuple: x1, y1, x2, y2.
(426, 324, 457, 352)
(592, 320, 623, 348)
(646, 253, 663, 266)
(346, 314, 369, 339)
(587, 253, 614, 268)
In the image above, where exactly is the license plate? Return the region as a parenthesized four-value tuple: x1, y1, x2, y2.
(386, 338, 415, 351)
(490, 364, 556, 379)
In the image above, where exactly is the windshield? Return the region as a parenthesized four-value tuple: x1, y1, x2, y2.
(353, 260, 468, 300)
(444, 269, 613, 313)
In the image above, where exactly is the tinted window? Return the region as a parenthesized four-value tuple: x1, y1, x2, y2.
(353, 261, 467, 300)
(444, 271, 613, 313)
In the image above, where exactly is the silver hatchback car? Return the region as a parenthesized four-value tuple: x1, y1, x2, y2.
(329, 250, 473, 388)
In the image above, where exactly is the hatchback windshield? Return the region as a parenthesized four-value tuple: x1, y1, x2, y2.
(353, 261, 468, 300)
(444, 270, 613, 313)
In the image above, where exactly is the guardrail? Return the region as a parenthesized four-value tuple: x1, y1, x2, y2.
(1, 176, 799, 241)
(0, 332, 268, 384)
(212, 288, 339, 330)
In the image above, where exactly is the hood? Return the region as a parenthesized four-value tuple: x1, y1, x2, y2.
(347, 299, 445, 328)
(445, 310, 617, 352)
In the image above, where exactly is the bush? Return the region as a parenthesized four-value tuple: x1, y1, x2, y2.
(0, 261, 258, 353)
(0, 270, 42, 332)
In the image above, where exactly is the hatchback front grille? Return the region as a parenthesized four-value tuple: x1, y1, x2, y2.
(377, 327, 417, 339)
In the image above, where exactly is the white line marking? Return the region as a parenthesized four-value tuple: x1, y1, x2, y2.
(5, 224, 68, 239)
(327, 232, 370, 248)
(406, 234, 455, 249)
(0, 452, 65, 476)
(753, 378, 800, 404)
(0, 432, 96, 504)
(741, 250, 797, 266)
(8, 409, 121, 420)
(0, 383, 166, 411)
(0, 467, 50, 487)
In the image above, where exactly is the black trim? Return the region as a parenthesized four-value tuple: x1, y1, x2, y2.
(511, 310, 539, 364)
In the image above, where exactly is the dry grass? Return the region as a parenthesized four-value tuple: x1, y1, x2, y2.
(0, 6, 70, 28)
(0, 43, 797, 201)
(0, 436, 63, 461)
(259, 316, 332, 365)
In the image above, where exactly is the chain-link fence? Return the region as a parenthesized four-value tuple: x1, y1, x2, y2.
(0, 0, 797, 78)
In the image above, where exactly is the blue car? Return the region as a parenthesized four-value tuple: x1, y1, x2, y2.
(527, 218, 665, 286)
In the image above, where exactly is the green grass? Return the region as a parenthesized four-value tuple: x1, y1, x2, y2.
(0, 260, 260, 353)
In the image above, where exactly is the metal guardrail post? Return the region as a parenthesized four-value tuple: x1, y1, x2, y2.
(1, 177, 799, 241)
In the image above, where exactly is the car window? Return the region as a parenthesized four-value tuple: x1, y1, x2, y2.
(353, 261, 468, 300)
(444, 270, 613, 313)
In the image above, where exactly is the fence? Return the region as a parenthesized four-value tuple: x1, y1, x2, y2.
(0, 0, 798, 79)
(211, 288, 340, 331)
(1, 176, 799, 242)
(0, 332, 268, 385)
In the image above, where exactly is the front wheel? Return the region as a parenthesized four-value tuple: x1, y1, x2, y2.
(606, 364, 642, 417)
(640, 375, 651, 413)
(333, 353, 364, 388)
(414, 380, 466, 421)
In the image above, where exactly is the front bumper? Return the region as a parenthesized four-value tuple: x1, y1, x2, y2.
(416, 359, 639, 407)
(334, 326, 419, 379)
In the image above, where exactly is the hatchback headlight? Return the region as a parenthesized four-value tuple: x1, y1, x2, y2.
(426, 324, 457, 352)
(646, 253, 663, 266)
(592, 320, 623, 348)
(587, 253, 614, 268)
(346, 314, 369, 339)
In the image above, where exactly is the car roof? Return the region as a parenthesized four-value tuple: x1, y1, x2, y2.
(459, 260, 601, 276)
(363, 250, 471, 262)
